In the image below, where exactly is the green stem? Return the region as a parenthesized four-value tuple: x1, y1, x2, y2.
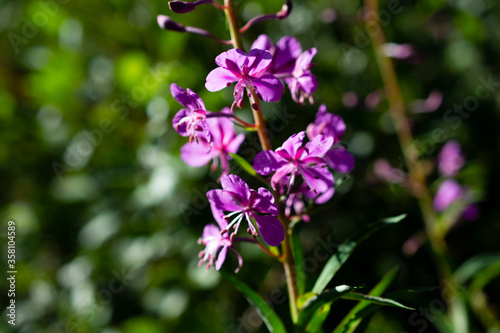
(224, 0, 244, 50)
(364, 0, 459, 318)
(282, 215, 300, 323)
(224, 0, 299, 322)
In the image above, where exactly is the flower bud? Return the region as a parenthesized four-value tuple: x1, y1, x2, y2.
(168, 1, 196, 14)
(277, 0, 293, 19)
(157, 15, 186, 32)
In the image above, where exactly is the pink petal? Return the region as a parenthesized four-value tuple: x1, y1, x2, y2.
(251, 34, 273, 52)
(253, 150, 286, 175)
(304, 135, 333, 158)
(215, 49, 246, 68)
(326, 148, 355, 173)
(221, 174, 250, 203)
(281, 131, 305, 157)
(274, 36, 302, 74)
(206, 67, 239, 92)
(180, 141, 214, 167)
(254, 215, 285, 247)
(246, 49, 273, 76)
(252, 75, 284, 102)
(215, 246, 227, 270)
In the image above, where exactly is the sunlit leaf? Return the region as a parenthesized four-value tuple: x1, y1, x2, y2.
(332, 267, 401, 333)
(312, 214, 406, 294)
(296, 285, 355, 332)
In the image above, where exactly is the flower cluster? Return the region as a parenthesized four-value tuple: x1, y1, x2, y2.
(159, 8, 354, 272)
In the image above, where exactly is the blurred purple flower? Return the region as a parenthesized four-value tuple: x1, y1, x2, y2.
(374, 159, 407, 184)
(306, 104, 355, 174)
(462, 203, 480, 221)
(409, 90, 443, 113)
(207, 174, 284, 246)
(365, 90, 383, 109)
(438, 140, 465, 177)
(433, 179, 464, 212)
(342, 92, 359, 108)
(171, 83, 211, 143)
(381, 43, 414, 59)
(198, 223, 242, 272)
(253, 131, 334, 194)
(180, 108, 244, 175)
(205, 49, 283, 109)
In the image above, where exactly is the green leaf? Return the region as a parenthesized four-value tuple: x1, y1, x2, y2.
(221, 272, 287, 333)
(454, 253, 500, 285)
(230, 153, 257, 176)
(340, 287, 439, 333)
(291, 230, 306, 295)
(312, 214, 406, 294)
(340, 293, 414, 310)
(306, 303, 331, 333)
(296, 285, 355, 332)
(332, 266, 401, 333)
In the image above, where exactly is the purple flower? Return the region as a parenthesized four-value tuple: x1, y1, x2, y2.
(251, 35, 302, 76)
(306, 104, 345, 143)
(253, 131, 334, 195)
(207, 174, 285, 246)
(251, 35, 318, 104)
(374, 159, 407, 184)
(438, 141, 465, 177)
(284, 48, 318, 104)
(171, 83, 211, 143)
(306, 104, 355, 174)
(381, 43, 414, 59)
(205, 49, 283, 109)
(433, 179, 464, 212)
(180, 108, 244, 175)
(198, 222, 242, 272)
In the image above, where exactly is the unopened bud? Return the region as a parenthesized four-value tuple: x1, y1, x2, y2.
(277, 0, 293, 19)
(168, 1, 196, 13)
(157, 15, 186, 32)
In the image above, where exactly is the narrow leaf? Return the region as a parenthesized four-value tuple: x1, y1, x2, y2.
(306, 303, 331, 333)
(340, 292, 414, 310)
(296, 285, 354, 331)
(221, 272, 287, 333)
(312, 214, 406, 294)
(337, 287, 439, 333)
(453, 253, 500, 285)
(332, 266, 401, 333)
(230, 153, 257, 176)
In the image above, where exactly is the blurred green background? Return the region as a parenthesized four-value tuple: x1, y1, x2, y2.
(1, 0, 499, 332)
